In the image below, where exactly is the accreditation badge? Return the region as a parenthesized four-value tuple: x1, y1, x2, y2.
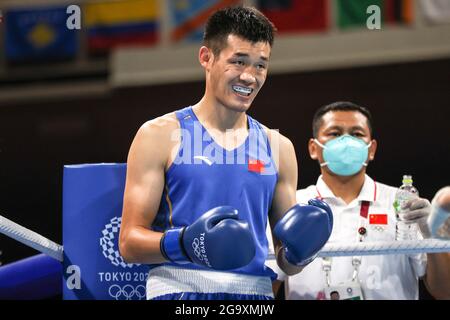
(325, 281, 364, 300)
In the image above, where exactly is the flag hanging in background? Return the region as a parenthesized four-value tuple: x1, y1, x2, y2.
(257, 0, 328, 34)
(420, 0, 450, 25)
(384, 0, 414, 24)
(85, 0, 160, 54)
(337, 0, 413, 29)
(169, 0, 242, 43)
(4, 6, 77, 63)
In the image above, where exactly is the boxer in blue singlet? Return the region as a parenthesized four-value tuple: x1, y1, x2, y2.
(119, 6, 333, 300)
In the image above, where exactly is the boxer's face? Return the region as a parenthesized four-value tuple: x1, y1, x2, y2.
(200, 34, 271, 113)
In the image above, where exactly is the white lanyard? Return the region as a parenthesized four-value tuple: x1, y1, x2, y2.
(317, 182, 377, 287)
(322, 203, 368, 286)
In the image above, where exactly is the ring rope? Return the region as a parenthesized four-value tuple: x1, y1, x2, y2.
(267, 239, 450, 259)
(0, 214, 63, 262)
(1, 214, 449, 262)
(317, 239, 450, 257)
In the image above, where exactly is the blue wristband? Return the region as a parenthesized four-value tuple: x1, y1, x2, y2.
(161, 228, 191, 264)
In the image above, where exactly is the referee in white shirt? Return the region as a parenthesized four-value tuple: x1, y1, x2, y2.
(267, 101, 450, 300)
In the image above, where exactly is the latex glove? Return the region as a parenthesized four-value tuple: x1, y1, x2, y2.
(402, 198, 432, 238)
(428, 187, 450, 239)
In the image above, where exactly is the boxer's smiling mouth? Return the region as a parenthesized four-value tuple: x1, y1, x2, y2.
(232, 85, 253, 96)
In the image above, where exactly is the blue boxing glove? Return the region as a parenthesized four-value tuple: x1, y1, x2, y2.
(274, 199, 333, 266)
(160, 206, 256, 270)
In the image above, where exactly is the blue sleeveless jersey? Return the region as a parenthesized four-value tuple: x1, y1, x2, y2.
(151, 106, 278, 280)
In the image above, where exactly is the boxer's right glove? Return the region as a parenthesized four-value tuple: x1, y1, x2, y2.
(160, 206, 255, 270)
(274, 199, 333, 266)
(428, 205, 450, 239)
(428, 187, 450, 239)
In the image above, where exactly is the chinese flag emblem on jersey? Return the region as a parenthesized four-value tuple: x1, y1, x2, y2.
(248, 159, 265, 173)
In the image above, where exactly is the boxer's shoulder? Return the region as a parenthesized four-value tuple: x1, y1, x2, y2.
(142, 112, 179, 134)
(130, 113, 180, 168)
(137, 113, 180, 145)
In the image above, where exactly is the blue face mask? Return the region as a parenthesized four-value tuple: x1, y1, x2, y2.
(314, 135, 372, 176)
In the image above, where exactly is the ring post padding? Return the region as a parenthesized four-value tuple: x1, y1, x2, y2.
(63, 163, 149, 300)
(0, 253, 61, 299)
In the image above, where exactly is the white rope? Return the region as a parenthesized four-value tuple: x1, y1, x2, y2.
(0, 214, 63, 262)
(317, 239, 450, 257)
(1, 212, 449, 262)
(267, 239, 450, 260)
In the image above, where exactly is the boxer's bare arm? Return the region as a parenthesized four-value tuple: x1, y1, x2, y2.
(265, 129, 304, 275)
(119, 113, 180, 264)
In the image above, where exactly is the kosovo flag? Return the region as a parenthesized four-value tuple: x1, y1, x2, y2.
(5, 6, 77, 63)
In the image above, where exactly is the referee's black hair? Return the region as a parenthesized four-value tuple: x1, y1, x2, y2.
(312, 101, 374, 138)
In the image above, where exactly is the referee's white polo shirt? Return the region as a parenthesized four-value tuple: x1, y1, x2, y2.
(266, 174, 427, 300)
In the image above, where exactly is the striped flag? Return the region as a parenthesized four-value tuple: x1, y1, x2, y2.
(337, 0, 413, 29)
(85, 0, 160, 54)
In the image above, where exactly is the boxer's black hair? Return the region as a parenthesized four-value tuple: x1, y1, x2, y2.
(203, 6, 276, 57)
(313, 101, 374, 138)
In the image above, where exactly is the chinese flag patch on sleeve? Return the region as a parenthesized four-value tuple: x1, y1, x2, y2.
(369, 214, 388, 225)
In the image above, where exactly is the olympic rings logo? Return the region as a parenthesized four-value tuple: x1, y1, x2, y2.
(192, 238, 203, 261)
(372, 226, 385, 232)
(108, 284, 146, 300)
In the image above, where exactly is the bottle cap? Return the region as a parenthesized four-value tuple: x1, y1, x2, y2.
(402, 175, 413, 184)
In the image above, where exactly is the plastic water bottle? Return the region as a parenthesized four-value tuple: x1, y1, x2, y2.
(394, 175, 419, 241)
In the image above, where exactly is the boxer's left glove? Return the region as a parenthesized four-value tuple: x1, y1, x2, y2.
(274, 199, 333, 266)
(160, 206, 255, 270)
